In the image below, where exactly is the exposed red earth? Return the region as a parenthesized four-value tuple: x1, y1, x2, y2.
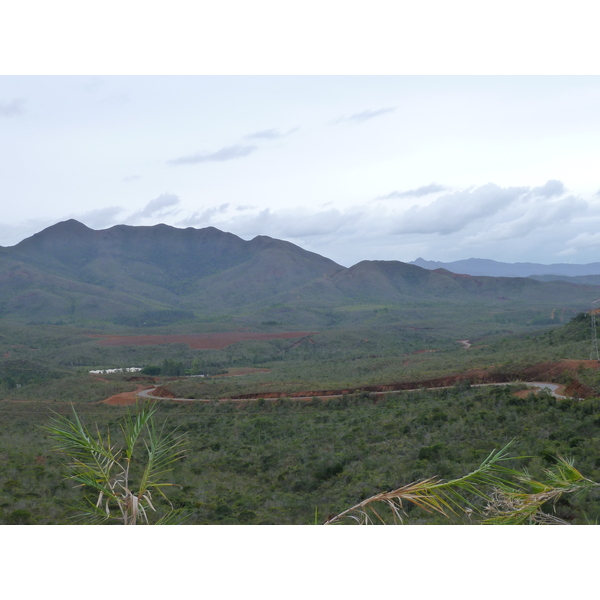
(85, 359, 600, 405)
(89, 332, 319, 350)
(103, 385, 153, 406)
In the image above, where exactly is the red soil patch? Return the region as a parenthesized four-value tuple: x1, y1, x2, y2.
(150, 386, 175, 398)
(512, 384, 568, 399)
(564, 380, 594, 399)
(103, 391, 139, 406)
(89, 332, 318, 350)
(103, 384, 161, 406)
(521, 360, 600, 381)
(102, 385, 174, 405)
(103, 385, 148, 406)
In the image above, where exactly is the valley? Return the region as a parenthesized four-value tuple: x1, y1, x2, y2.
(2, 221, 600, 524)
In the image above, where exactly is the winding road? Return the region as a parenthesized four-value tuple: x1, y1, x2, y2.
(136, 381, 568, 403)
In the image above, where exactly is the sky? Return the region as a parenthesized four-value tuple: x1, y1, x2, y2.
(3, 75, 600, 267)
(2, 3, 600, 269)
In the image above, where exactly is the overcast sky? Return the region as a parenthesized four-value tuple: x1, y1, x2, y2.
(3, 80, 600, 266)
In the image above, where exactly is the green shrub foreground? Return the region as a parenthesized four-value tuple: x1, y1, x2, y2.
(2, 382, 600, 524)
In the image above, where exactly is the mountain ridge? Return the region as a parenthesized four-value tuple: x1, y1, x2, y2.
(411, 257, 600, 278)
(2, 220, 600, 325)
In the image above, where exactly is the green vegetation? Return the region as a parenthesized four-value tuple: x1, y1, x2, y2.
(327, 442, 600, 525)
(3, 379, 600, 524)
(46, 404, 186, 524)
(2, 222, 600, 523)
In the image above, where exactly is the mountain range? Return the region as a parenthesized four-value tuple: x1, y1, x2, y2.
(1, 220, 600, 325)
(410, 257, 600, 279)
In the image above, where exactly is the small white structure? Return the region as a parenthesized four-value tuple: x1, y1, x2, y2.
(89, 367, 143, 374)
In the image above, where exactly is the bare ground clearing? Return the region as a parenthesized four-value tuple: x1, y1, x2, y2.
(103, 385, 154, 406)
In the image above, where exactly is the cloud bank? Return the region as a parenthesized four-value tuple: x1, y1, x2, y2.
(392, 183, 527, 235)
(2, 178, 598, 268)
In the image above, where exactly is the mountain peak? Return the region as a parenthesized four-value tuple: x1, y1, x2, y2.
(44, 219, 92, 234)
(15, 219, 93, 248)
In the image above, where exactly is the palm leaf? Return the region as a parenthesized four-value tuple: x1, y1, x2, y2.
(137, 416, 186, 499)
(482, 456, 599, 525)
(325, 441, 524, 524)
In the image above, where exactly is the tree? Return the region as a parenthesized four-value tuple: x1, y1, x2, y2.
(141, 365, 161, 376)
(46, 403, 186, 524)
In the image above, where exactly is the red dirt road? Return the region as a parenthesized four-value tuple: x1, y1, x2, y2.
(98, 358, 600, 405)
(89, 331, 318, 350)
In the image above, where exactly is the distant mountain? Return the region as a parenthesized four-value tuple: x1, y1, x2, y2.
(333, 261, 600, 306)
(410, 257, 600, 278)
(2, 220, 600, 325)
(0, 220, 343, 323)
(529, 274, 600, 285)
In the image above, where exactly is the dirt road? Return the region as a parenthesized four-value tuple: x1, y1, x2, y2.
(136, 381, 568, 403)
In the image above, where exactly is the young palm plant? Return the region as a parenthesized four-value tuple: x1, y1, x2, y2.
(46, 403, 187, 525)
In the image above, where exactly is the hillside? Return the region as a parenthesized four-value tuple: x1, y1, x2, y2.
(331, 260, 600, 306)
(0, 220, 344, 323)
(1, 220, 600, 327)
(529, 274, 600, 285)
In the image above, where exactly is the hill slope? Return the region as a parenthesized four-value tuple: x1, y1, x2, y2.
(0, 221, 344, 322)
(2, 220, 600, 326)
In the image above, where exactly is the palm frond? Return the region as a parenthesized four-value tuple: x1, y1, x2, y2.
(121, 403, 158, 460)
(482, 456, 599, 525)
(138, 417, 186, 498)
(45, 408, 120, 485)
(325, 441, 523, 525)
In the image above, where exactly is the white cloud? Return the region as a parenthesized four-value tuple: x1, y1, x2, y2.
(243, 128, 298, 140)
(129, 193, 181, 222)
(175, 204, 230, 227)
(167, 144, 258, 166)
(531, 179, 565, 198)
(559, 231, 600, 254)
(392, 183, 527, 235)
(333, 107, 396, 125)
(377, 183, 449, 200)
(0, 98, 26, 117)
(210, 206, 365, 241)
(465, 195, 588, 243)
